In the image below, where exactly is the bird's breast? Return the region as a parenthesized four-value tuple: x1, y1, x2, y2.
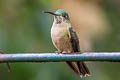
(51, 24, 73, 53)
(51, 24, 68, 41)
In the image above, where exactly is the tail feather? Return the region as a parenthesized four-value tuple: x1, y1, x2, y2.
(66, 61, 90, 77)
(66, 61, 80, 76)
(81, 62, 90, 75)
(77, 62, 86, 76)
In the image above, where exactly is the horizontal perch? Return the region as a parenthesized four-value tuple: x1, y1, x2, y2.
(0, 52, 120, 63)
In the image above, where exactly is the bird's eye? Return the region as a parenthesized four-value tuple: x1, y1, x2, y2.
(62, 14, 67, 18)
(62, 13, 69, 20)
(63, 15, 66, 18)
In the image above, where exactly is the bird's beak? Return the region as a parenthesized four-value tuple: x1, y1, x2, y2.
(44, 11, 59, 16)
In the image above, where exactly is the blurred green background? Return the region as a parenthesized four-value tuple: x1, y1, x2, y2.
(0, 0, 120, 80)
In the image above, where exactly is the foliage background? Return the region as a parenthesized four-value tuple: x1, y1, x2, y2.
(0, 0, 120, 80)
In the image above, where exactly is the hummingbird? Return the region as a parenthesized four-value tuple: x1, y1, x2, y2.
(44, 9, 90, 77)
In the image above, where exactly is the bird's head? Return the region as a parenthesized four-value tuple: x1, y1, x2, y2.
(44, 9, 70, 24)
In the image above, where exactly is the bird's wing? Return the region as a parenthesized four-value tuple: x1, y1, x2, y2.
(67, 27, 90, 77)
(68, 27, 80, 52)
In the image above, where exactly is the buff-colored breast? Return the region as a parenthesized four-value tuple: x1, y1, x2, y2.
(51, 23, 73, 53)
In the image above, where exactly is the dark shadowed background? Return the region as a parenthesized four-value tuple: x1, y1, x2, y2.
(0, 0, 120, 80)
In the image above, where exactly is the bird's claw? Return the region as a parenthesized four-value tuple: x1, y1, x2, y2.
(55, 51, 62, 54)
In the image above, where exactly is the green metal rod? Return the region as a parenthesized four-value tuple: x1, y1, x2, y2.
(0, 52, 120, 63)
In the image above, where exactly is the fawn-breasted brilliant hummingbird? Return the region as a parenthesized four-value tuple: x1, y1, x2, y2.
(44, 9, 90, 77)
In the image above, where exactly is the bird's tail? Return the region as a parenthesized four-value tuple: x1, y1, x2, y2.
(66, 61, 90, 77)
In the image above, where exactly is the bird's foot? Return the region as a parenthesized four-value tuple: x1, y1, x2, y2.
(55, 51, 62, 54)
(0, 51, 11, 72)
(62, 51, 71, 54)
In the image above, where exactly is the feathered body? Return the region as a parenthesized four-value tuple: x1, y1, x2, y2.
(51, 22, 73, 53)
(45, 9, 90, 77)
